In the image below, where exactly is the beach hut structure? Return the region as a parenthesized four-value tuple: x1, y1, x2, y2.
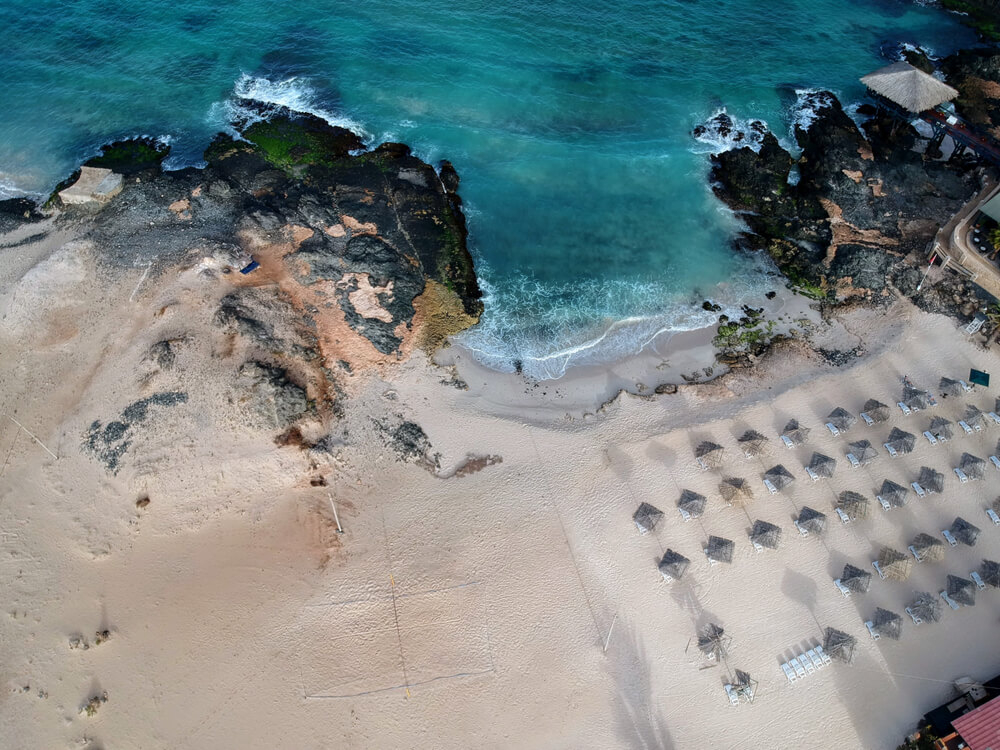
(910, 533, 945, 563)
(885, 427, 916, 455)
(902, 386, 931, 412)
(632, 502, 664, 534)
(719, 477, 754, 507)
(959, 453, 986, 481)
(841, 563, 872, 594)
(908, 592, 943, 623)
(827, 407, 856, 433)
(695, 441, 724, 470)
(807, 452, 837, 479)
(697, 623, 732, 661)
(732, 670, 757, 703)
(963, 406, 986, 432)
(677, 489, 707, 519)
(950, 517, 981, 547)
(878, 546, 913, 581)
(749, 519, 782, 550)
(861, 62, 959, 115)
(862, 399, 890, 424)
(737, 429, 769, 458)
(781, 419, 811, 446)
(870, 607, 903, 640)
(847, 439, 878, 465)
(980, 560, 1000, 589)
(947, 575, 976, 607)
(763, 464, 795, 492)
(823, 627, 857, 664)
(705, 535, 735, 564)
(939, 377, 964, 397)
(928, 416, 954, 441)
(916, 466, 944, 495)
(837, 490, 870, 521)
(878, 479, 910, 508)
(797, 506, 827, 535)
(658, 549, 690, 581)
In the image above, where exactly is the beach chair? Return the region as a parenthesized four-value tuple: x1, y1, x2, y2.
(807, 649, 824, 670)
(960, 380, 973, 392)
(725, 683, 740, 706)
(923, 431, 938, 445)
(834, 578, 851, 597)
(697, 458, 709, 471)
(836, 507, 851, 524)
(678, 507, 692, 522)
(705, 549, 719, 567)
(988, 411, 1000, 426)
(911, 482, 926, 498)
(897, 402, 911, 416)
(763, 479, 778, 495)
(861, 412, 875, 427)
(805, 467, 820, 482)
(908, 545, 923, 563)
(846, 453, 861, 468)
(781, 435, 795, 449)
(958, 421, 973, 435)
(987, 508, 1000, 526)
(990, 456, 1000, 471)
(752, 540, 764, 554)
(954, 468, 968, 483)
(790, 657, 806, 679)
(941, 590, 960, 610)
(800, 653, 816, 674)
(906, 607, 923, 625)
(883, 443, 899, 458)
(872, 560, 886, 580)
(815, 646, 832, 666)
(865, 620, 880, 640)
(826, 422, 840, 437)
(971, 571, 986, 590)
(942, 529, 958, 546)
(877, 495, 891, 511)
(794, 520, 809, 537)
(782, 662, 797, 683)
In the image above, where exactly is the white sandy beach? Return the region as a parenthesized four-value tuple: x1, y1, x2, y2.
(2, 224, 1000, 750)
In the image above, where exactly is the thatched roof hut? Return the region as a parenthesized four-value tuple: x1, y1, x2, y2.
(697, 623, 732, 660)
(695, 441, 724, 470)
(910, 533, 945, 562)
(824, 627, 857, 663)
(938, 377, 963, 397)
(781, 419, 811, 445)
(633, 502, 664, 534)
(908, 592, 942, 623)
(808, 452, 837, 478)
(963, 405, 986, 431)
(677, 489, 707, 518)
(719, 477, 753, 507)
(797, 506, 827, 535)
(827, 407, 856, 432)
(862, 399, 890, 423)
(737, 429, 769, 458)
(847, 440, 878, 465)
(705, 535, 734, 564)
(860, 62, 958, 114)
(916, 466, 944, 494)
(878, 479, 909, 508)
(749, 519, 782, 550)
(980, 560, 1000, 589)
(658, 549, 690, 581)
(993, 497, 1000, 515)
(959, 453, 986, 481)
(878, 546, 913, 581)
(947, 575, 976, 607)
(928, 416, 954, 440)
(885, 428, 916, 455)
(838, 490, 870, 520)
(871, 607, 903, 640)
(902, 386, 931, 411)
(841, 563, 872, 594)
(950, 517, 981, 547)
(763, 464, 795, 491)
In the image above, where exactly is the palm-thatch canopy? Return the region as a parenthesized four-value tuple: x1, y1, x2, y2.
(871, 607, 903, 640)
(908, 592, 943, 623)
(950, 517, 981, 547)
(848, 440, 878, 465)
(959, 453, 986, 480)
(963, 405, 986, 431)
(879, 479, 909, 508)
(781, 419, 811, 445)
(862, 399, 890, 423)
(902, 386, 931, 411)
(885, 427, 916, 455)
(917, 466, 944, 494)
(697, 623, 732, 660)
(705, 535, 735, 564)
(732, 669, 757, 702)
(841, 563, 872, 594)
(798, 506, 827, 535)
(860, 62, 958, 114)
(878, 546, 913, 581)
(994, 497, 1000, 515)
(980, 560, 1000, 589)
(808, 452, 837, 478)
(824, 627, 857, 663)
(910, 533, 945, 562)
(763, 464, 795, 491)
(695, 441, 724, 469)
(947, 575, 976, 607)
(928, 416, 954, 440)
(658, 549, 690, 580)
(828, 407, 856, 432)
(938, 377, 964, 397)
(677, 489, 707, 518)
(633, 502, 664, 534)
(719, 477, 754, 507)
(838, 490, 870, 520)
(737, 429, 769, 457)
(749, 519, 782, 550)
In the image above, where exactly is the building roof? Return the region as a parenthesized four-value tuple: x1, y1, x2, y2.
(981, 192, 1000, 223)
(860, 62, 958, 114)
(953, 695, 1000, 750)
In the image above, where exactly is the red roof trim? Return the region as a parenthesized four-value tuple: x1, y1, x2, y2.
(953, 695, 1000, 750)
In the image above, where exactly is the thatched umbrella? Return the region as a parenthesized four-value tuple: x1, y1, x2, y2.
(749, 519, 781, 550)
(841, 563, 872, 594)
(916, 466, 944, 494)
(705, 535, 734, 564)
(697, 623, 732, 661)
(871, 607, 903, 640)
(861, 62, 959, 114)
(994, 497, 1000, 515)
(950, 517, 981, 547)
(885, 428, 916, 455)
(908, 592, 942, 623)
(658, 549, 690, 581)
(947, 575, 976, 607)
(677, 489, 707, 519)
(828, 407, 856, 432)
(980, 560, 1000, 589)
(738, 429, 769, 458)
(959, 453, 986, 481)
(808, 452, 837, 478)
(633, 503, 664, 534)
(964, 405, 986, 431)
(878, 479, 909, 508)
(763, 464, 795, 491)
(797, 506, 827, 535)
(938, 377, 963, 397)
(732, 669, 757, 703)
(823, 627, 857, 663)
(928, 416, 954, 441)
(903, 386, 931, 411)
(862, 399, 890, 423)
(878, 546, 913, 581)
(838, 490, 870, 520)
(781, 419, 811, 445)
(695, 441, 724, 470)
(910, 533, 945, 562)
(847, 440, 878, 465)
(719, 477, 753, 507)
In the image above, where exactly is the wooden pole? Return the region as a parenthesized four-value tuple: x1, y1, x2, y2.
(603, 612, 618, 653)
(328, 493, 343, 533)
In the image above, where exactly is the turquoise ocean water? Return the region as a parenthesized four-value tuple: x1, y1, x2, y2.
(0, 1, 977, 378)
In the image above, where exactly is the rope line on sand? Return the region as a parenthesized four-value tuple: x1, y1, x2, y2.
(381, 512, 410, 698)
(5, 415, 57, 460)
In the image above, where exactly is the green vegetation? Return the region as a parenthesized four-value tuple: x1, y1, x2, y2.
(941, 0, 1000, 40)
(241, 114, 363, 171)
(713, 307, 774, 349)
(85, 137, 170, 175)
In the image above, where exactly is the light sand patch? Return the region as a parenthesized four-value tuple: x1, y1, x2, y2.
(343, 273, 394, 322)
(342, 215, 377, 235)
(325, 223, 346, 237)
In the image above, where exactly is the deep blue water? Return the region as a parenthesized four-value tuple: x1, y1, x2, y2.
(0, 0, 977, 377)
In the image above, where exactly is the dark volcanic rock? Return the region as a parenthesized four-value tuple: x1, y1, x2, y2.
(0, 198, 45, 233)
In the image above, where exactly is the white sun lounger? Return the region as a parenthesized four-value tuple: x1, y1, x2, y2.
(958, 420, 973, 435)
(806, 650, 823, 671)
(790, 657, 806, 678)
(872, 560, 886, 580)
(906, 607, 923, 625)
(865, 620, 880, 640)
(884, 443, 899, 458)
(834, 578, 851, 597)
(805, 467, 820, 481)
(972, 571, 986, 590)
(908, 545, 923, 563)
(941, 590, 960, 610)
(942, 529, 958, 546)
(954, 468, 968, 483)
(725, 683, 740, 706)
(877, 495, 891, 511)
(923, 431, 938, 445)
(781, 435, 795, 449)
(752, 540, 764, 553)
(860, 412, 875, 427)
(987, 508, 1000, 526)
(836, 507, 851, 524)
(763, 479, 778, 495)
(988, 412, 1000, 425)
(801, 654, 816, 674)
(678, 507, 692, 521)
(815, 646, 832, 666)
(973, 422, 983, 433)
(782, 662, 797, 683)
(846, 453, 861, 468)
(705, 550, 719, 566)
(898, 402, 911, 415)
(960, 380, 972, 392)
(794, 520, 809, 537)
(990, 456, 1000, 471)
(826, 422, 840, 436)
(697, 458, 709, 471)
(911, 482, 926, 498)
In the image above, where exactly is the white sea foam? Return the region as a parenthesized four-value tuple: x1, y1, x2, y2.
(0, 173, 45, 201)
(690, 109, 769, 154)
(789, 89, 837, 134)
